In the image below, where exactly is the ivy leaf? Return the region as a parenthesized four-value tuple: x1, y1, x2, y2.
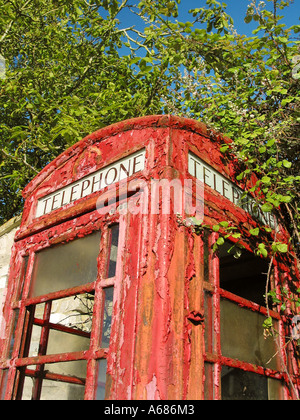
(261, 203, 273, 212)
(249, 227, 260, 236)
(272, 242, 288, 253)
(216, 237, 225, 246)
(283, 160, 292, 169)
(261, 176, 272, 184)
(263, 317, 273, 329)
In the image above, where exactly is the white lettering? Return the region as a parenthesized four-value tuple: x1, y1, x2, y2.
(188, 152, 276, 229)
(104, 404, 139, 418)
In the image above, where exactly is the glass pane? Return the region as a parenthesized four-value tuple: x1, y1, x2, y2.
(268, 376, 284, 400)
(101, 287, 114, 348)
(28, 325, 42, 357)
(219, 242, 269, 307)
(44, 360, 87, 381)
(220, 299, 279, 370)
(30, 232, 100, 297)
(41, 381, 85, 400)
(107, 225, 119, 278)
(0, 370, 9, 400)
(221, 366, 282, 400)
(21, 376, 35, 400)
(20, 361, 87, 400)
(8, 309, 20, 358)
(28, 302, 44, 357)
(47, 329, 90, 355)
(96, 359, 108, 400)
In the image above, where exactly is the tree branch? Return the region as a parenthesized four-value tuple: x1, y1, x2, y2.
(1, 149, 39, 174)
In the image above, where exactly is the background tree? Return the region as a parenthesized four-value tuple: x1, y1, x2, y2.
(0, 0, 299, 262)
(0, 0, 175, 222)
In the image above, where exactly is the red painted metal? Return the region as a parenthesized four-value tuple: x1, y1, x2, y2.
(0, 115, 299, 400)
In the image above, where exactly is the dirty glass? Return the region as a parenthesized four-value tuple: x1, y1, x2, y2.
(47, 328, 90, 355)
(101, 287, 114, 348)
(41, 381, 85, 400)
(221, 366, 283, 400)
(20, 376, 36, 400)
(0, 370, 8, 400)
(29, 325, 90, 357)
(28, 324, 43, 357)
(107, 225, 119, 278)
(220, 299, 279, 370)
(44, 360, 87, 381)
(96, 359, 108, 400)
(8, 309, 20, 358)
(20, 361, 86, 400)
(30, 232, 101, 297)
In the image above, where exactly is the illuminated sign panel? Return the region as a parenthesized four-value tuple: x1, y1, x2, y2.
(188, 152, 276, 229)
(36, 149, 146, 218)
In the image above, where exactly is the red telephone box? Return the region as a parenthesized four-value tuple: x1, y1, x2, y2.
(0, 115, 299, 400)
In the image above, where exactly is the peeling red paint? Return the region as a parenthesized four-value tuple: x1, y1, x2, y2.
(0, 115, 299, 400)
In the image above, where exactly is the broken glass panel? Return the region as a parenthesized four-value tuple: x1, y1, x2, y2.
(219, 241, 269, 307)
(0, 370, 8, 400)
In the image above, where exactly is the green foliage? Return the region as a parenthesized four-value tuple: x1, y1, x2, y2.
(156, 0, 300, 258)
(0, 0, 176, 223)
(267, 286, 300, 317)
(0, 0, 300, 265)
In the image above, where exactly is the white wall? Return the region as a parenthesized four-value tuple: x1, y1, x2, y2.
(0, 216, 21, 333)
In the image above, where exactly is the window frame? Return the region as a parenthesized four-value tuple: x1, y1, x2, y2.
(0, 212, 122, 401)
(203, 231, 294, 400)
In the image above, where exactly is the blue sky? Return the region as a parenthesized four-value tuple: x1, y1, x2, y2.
(185, 0, 300, 35)
(118, 0, 300, 36)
